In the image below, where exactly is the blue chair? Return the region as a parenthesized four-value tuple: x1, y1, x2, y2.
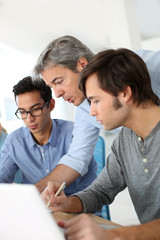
(94, 136, 111, 220)
(14, 169, 22, 183)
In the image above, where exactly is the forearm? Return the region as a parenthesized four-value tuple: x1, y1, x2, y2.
(108, 219, 160, 240)
(35, 164, 80, 193)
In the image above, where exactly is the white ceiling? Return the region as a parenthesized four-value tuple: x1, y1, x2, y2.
(0, 0, 160, 55)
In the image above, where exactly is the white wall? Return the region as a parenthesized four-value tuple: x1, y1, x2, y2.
(0, 0, 159, 129)
(0, 0, 143, 55)
(0, 0, 159, 225)
(0, 0, 143, 131)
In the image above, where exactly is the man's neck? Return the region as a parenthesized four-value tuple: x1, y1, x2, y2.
(124, 104, 160, 140)
(32, 120, 53, 146)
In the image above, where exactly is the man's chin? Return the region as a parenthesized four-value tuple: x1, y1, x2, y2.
(73, 102, 79, 106)
(103, 125, 113, 131)
(30, 129, 39, 134)
(104, 125, 120, 132)
(73, 98, 85, 106)
(71, 100, 78, 106)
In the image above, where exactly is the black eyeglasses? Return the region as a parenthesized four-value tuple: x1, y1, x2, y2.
(15, 101, 49, 119)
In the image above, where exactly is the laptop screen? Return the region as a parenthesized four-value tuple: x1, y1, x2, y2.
(0, 183, 65, 240)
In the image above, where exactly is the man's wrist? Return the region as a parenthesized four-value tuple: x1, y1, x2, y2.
(67, 196, 83, 213)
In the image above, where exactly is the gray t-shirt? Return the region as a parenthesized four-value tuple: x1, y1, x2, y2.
(76, 121, 160, 224)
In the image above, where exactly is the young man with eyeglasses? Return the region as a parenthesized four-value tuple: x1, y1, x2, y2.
(0, 76, 97, 197)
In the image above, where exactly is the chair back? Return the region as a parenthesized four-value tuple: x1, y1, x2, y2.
(14, 169, 22, 183)
(94, 136, 111, 220)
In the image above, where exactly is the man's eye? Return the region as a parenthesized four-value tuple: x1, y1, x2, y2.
(19, 111, 26, 115)
(56, 80, 63, 85)
(93, 100, 99, 104)
(31, 108, 41, 112)
(87, 99, 91, 105)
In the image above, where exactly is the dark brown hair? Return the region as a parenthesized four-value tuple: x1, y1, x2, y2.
(79, 48, 159, 106)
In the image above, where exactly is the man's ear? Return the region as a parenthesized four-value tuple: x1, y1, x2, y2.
(76, 57, 88, 73)
(119, 86, 132, 104)
(49, 99, 55, 111)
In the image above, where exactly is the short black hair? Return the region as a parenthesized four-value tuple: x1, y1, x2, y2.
(13, 76, 52, 103)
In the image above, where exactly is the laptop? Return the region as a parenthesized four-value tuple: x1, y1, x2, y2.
(0, 183, 65, 240)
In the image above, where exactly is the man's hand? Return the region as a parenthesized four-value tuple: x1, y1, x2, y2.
(58, 214, 112, 240)
(41, 181, 83, 213)
(41, 181, 69, 212)
(58, 215, 160, 240)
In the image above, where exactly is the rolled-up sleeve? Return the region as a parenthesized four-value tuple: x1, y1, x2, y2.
(58, 100, 100, 176)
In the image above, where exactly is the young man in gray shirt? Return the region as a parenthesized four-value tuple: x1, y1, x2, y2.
(42, 48, 160, 240)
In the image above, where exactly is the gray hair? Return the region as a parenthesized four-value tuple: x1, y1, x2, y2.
(33, 35, 94, 78)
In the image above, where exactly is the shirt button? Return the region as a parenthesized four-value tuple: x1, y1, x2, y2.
(144, 169, 148, 173)
(143, 158, 147, 163)
(46, 169, 49, 173)
(138, 137, 141, 141)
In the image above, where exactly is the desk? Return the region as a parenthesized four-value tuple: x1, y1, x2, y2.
(51, 212, 122, 228)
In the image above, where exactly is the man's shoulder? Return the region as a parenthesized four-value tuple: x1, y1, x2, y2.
(120, 126, 133, 135)
(112, 127, 135, 151)
(52, 119, 74, 131)
(7, 126, 28, 140)
(134, 49, 160, 99)
(134, 49, 160, 67)
(114, 127, 133, 142)
(52, 119, 74, 144)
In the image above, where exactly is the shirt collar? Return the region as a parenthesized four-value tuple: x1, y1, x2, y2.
(47, 120, 58, 147)
(25, 128, 37, 149)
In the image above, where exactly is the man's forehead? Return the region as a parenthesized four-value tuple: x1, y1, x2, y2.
(16, 91, 42, 104)
(42, 64, 66, 74)
(86, 83, 97, 100)
(86, 73, 98, 89)
(41, 65, 66, 82)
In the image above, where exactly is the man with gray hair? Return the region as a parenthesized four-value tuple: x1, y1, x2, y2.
(33, 35, 160, 192)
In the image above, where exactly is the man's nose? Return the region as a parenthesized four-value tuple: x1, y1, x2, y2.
(90, 104, 97, 116)
(26, 112, 34, 121)
(53, 88, 64, 98)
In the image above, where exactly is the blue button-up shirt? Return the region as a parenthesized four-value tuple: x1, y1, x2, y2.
(135, 49, 160, 100)
(0, 119, 97, 196)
